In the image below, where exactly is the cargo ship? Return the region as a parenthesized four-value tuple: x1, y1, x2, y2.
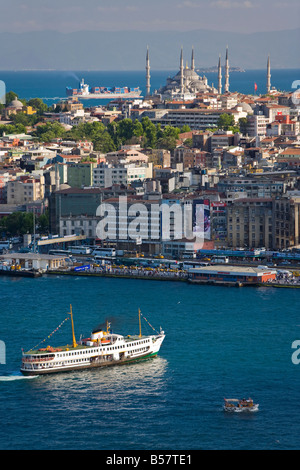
(20, 306, 165, 376)
(66, 78, 142, 99)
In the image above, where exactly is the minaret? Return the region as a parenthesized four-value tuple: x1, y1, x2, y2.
(180, 47, 184, 94)
(218, 54, 222, 95)
(224, 46, 229, 93)
(146, 46, 151, 97)
(266, 55, 271, 94)
(191, 46, 195, 72)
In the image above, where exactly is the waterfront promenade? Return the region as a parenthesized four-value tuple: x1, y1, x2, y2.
(46, 263, 300, 288)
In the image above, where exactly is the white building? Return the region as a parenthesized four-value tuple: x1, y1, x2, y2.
(247, 114, 270, 137)
(93, 162, 153, 188)
(93, 165, 127, 188)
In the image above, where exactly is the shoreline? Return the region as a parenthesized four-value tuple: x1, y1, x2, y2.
(47, 269, 300, 288)
(1, 267, 300, 288)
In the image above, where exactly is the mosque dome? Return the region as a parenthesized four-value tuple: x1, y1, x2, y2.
(8, 98, 23, 109)
(237, 102, 253, 114)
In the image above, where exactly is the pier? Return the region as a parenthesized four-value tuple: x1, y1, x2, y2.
(1, 251, 300, 288)
(45, 264, 300, 288)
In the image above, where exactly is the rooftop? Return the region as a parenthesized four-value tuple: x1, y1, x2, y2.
(189, 265, 276, 275)
(0, 253, 66, 260)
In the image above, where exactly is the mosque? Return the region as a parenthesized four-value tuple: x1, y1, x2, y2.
(146, 46, 230, 100)
(145, 47, 272, 100)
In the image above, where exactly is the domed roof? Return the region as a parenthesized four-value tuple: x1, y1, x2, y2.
(9, 98, 23, 109)
(237, 102, 253, 113)
(173, 67, 200, 82)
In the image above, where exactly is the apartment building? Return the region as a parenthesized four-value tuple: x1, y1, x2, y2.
(273, 195, 300, 250)
(93, 164, 127, 188)
(93, 162, 153, 188)
(96, 196, 161, 254)
(49, 185, 135, 237)
(217, 175, 286, 198)
(151, 109, 235, 131)
(246, 114, 270, 137)
(277, 148, 300, 168)
(6, 175, 45, 205)
(67, 162, 97, 188)
(173, 147, 212, 169)
(210, 132, 236, 152)
(227, 198, 273, 249)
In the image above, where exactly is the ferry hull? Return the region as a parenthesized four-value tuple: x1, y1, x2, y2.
(66, 79, 142, 100)
(20, 351, 159, 376)
(74, 92, 142, 99)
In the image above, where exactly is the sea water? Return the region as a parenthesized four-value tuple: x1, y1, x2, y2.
(0, 69, 299, 104)
(0, 275, 300, 450)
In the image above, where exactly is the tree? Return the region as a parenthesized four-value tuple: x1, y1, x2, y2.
(238, 117, 249, 135)
(0, 123, 27, 136)
(27, 98, 48, 114)
(132, 120, 144, 138)
(141, 117, 157, 148)
(93, 132, 116, 153)
(0, 212, 33, 236)
(37, 211, 49, 234)
(217, 113, 235, 130)
(183, 137, 193, 148)
(117, 118, 134, 143)
(156, 135, 178, 151)
(34, 122, 66, 141)
(5, 91, 18, 106)
(180, 125, 191, 133)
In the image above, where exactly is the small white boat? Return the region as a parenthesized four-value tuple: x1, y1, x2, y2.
(223, 398, 259, 412)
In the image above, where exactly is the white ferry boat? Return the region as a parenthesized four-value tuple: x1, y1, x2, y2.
(20, 306, 165, 376)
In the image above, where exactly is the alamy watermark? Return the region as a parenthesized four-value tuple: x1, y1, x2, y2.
(95, 196, 211, 246)
(0, 81, 6, 105)
(291, 340, 300, 365)
(291, 80, 300, 106)
(0, 340, 6, 365)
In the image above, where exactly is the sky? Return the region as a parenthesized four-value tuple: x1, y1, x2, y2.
(2, 0, 300, 34)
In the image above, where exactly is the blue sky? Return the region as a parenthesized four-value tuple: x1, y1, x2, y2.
(3, 0, 300, 34)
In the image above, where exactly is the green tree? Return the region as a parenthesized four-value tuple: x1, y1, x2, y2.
(27, 98, 48, 114)
(5, 91, 18, 106)
(0, 212, 34, 236)
(183, 137, 193, 148)
(0, 123, 27, 136)
(37, 211, 49, 234)
(34, 122, 66, 141)
(141, 117, 157, 148)
(117, 118, 134, 143)
(180, 125, 191, 133)
(156, 135, 178, 151)
(238, 117, 249, 135)
(217, 113, 235, 130)
(93, 131, 116, 153)
(132, 120, 144, 138)
(162, 125, 180, 140)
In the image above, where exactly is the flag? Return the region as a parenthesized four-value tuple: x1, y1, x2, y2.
(254, 83, 258, 91)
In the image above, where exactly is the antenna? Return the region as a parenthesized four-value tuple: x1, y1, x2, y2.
(69, 304, 77, 348)
(138, 308, 142, 338)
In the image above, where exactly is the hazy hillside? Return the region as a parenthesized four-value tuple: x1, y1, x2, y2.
(1, 28, 299, 70)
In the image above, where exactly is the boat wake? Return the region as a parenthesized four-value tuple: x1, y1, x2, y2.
(0, 372, 38, 381)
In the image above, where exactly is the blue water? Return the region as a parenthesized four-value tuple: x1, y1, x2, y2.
(0, 275, 300, 450)
(1, 69, 299, 105)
